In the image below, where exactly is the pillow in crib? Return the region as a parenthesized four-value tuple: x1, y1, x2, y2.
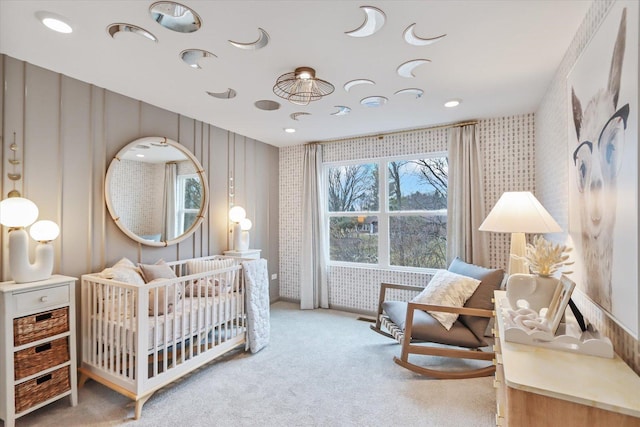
(99, 257, 145, 286)
(147, 278, 179, 316)
(186, 277, 233, 297)
(139, 259, 177, 283)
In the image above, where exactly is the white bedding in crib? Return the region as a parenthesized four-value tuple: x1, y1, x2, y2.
(92, 293, 243, 352)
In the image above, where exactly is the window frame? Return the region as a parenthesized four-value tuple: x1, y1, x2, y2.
(176, 173, 201, 234)
(324, 151, 447, 272)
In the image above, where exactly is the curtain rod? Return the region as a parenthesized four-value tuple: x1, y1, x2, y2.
(312, 120, 479, 146)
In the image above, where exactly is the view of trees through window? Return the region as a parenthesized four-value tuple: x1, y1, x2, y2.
(327, 156, 448, 269)
(178, 175, 202, 233)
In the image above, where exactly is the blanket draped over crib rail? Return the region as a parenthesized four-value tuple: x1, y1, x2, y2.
(243, 258, 270, 353)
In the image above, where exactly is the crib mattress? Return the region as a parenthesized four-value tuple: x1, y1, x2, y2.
(90, 293, 244, 352)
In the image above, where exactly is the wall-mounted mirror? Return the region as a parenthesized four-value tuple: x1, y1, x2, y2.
(105, 136, 209, 247)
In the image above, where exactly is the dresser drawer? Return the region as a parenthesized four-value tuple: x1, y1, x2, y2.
(14, 307, 69, 346)
(14, 337, 70, 380)
(13, 284, 70, 314)
(14, 366, 71, 414)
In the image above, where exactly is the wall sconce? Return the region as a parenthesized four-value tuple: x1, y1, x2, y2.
(229, 205, 246, 251)
(479, 191, 561, 276)
(0, 197, 60, 283)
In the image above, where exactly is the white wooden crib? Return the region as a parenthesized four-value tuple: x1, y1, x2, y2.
(78, 256, 247, 419)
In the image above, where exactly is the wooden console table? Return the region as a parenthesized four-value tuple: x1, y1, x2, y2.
(493, 290, 640, 426)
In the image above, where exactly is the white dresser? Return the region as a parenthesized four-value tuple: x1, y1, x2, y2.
(0, 275, 78, 427)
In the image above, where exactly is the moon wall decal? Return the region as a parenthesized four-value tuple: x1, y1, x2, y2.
(229, 28, 270, 50)
(107, 23, 157, 41)
(403, 24, 446, 46)
(180, 49, 217, 69)
(345, 6, 386, 37)
(207, 89, 237, 99)
(396, 59, 430, 78)
(331, 106, 351, 116)
(394, 88, 424, 98)
(343, 79, 375, 92)
(290, 112, 311, 121)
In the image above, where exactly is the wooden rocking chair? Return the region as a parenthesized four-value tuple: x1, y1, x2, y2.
(371, 258, 504, 379)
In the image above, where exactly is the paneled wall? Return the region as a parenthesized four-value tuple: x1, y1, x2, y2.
(536, 0, 639, 374)
(279, 114, 536, 313)
(0, 55, 280, 302)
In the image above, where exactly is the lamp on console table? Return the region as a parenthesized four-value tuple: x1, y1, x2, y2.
(229, 205, 253, 252)
(479, 191, 561, 276)
(0, 196, 60, 283)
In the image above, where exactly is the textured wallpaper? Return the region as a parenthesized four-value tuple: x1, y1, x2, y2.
(536, 0, 639, 374)
(279, 114, 535, 312)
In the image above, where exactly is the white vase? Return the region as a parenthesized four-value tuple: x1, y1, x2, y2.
(506, 273, 560, 313)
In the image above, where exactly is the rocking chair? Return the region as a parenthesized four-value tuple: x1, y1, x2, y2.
(371, 258, 504, 379)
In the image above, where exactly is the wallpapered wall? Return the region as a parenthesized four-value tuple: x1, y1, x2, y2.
(0, 55, 280, 302)
(279, 114, 536, 313)
(536, 0, 639, 374)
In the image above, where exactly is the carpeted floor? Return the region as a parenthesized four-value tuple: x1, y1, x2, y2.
(11, 301, 496, 426)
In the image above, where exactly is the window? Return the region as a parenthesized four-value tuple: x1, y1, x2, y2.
(326, 154, 447, 270)
(176, 174, 202, 233)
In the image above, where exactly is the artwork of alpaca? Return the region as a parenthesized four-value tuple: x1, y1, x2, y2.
(570, 7, 630, 312)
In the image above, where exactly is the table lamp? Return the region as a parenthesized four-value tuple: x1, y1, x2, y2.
(239, 218, 252, 251)
(479, 191, 561, 275)
(229, 205, 246, 251)
(0, 197, 60, 283)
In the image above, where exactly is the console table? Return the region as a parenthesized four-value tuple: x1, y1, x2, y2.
(493, 290, 640, 426)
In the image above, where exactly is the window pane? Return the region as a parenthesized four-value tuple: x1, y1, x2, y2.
(327, 163, 378, 212)
(329, 216, 378, 263)
(183, 177, 202, 209)
(388, 158, 447, 211)
(389, 215, 447, 268)
(183, 212, 198, 232)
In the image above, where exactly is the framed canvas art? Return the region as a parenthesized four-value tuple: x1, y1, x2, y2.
(567, 0, 639, 337)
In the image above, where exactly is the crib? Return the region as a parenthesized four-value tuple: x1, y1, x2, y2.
(78, 256, 247, 419)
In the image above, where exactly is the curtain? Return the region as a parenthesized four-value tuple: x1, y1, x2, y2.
(446, 125, 489, 266)
(162, 162, 177, 241)
(300, 143, 328, 309)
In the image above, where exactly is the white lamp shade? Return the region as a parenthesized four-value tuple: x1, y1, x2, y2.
(229, 206, 246, 223)
(479, 192, 561, 233)
(0, 197, 39, 228)
(30, 220, 60, 242)
(240, 218, 252, 231)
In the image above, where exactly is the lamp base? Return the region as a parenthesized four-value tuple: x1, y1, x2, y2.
(8, 229, 54, 283)
(508, 232, 529, 276)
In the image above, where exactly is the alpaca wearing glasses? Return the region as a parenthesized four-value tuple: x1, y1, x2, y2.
(570, 8, 629, 312)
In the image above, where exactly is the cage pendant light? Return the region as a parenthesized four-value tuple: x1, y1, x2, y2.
(273, 67, 335, 106)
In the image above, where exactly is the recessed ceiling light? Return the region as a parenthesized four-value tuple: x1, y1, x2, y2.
(444, 99, 461, 108)
(284, 128, 296, 133)
(149, 1, 201, 33)
(136, 154, 145, 158)
(361, 96, 387, 108)
(36, 12, 73, 34)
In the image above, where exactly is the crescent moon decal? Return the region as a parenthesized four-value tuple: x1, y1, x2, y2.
(403, 24, 446, 46)
(229, 28, 270, 50)
(394, 88, 424, 98)
(207, 89, 237, 99)
(107, 23, 157, 42)
(331, 106, 351, 116)
(343, 79, 375, 92)
(290, 112, 311, 121)
(345, 6, 386, 37)
(180, 49, 217, 69)
(396, 59, 430, 78)
(360, 96, 387, 108)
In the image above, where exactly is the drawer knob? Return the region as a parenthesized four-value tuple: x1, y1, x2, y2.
(40, 296, 48, 302)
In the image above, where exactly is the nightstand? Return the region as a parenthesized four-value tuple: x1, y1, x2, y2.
(223, 249, 261, 260)
(0, 275, 78, 427)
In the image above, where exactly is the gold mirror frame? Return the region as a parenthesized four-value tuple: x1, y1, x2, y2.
(105, 136, 209, 247)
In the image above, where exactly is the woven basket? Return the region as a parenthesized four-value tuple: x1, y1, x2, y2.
(14, 307, 69, 346)
(14, 337, 70, 380)
(14, 366, 70, 413)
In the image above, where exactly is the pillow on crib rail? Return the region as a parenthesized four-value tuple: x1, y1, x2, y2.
(147, 279, 179, 315)
(99, 257, 145, 286)
(138, 259, 177, 283)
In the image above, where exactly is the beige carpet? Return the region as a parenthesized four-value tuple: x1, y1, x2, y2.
(12, 301, 495, 426)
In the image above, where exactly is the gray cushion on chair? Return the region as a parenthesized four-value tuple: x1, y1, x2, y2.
(383, 301, 483, 348)
(448, 257, 504, 342)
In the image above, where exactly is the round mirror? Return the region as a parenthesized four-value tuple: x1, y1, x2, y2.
(105, 136, 209, 247)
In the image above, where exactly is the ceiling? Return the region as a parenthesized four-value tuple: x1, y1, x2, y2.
(0, 1, 591, 148)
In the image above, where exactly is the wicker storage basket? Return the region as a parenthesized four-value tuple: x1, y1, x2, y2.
(14, 366, 71, 413)
(13, 307, 69, 346)
(14, 337, 70, 380)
